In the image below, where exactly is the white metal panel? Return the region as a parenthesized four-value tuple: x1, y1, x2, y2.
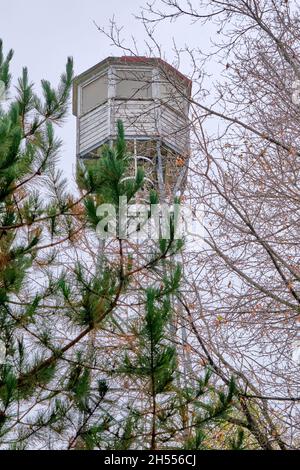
(78, 99, 189, 156)
(111, 100, 158, 137)
(160, 104, 189, 154)
(79, 104, 109, 154)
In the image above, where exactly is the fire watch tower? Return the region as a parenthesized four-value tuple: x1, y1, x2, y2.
(72, 56, 191, 198)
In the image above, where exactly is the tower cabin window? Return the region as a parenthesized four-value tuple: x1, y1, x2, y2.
(115, 70, 152, 99)
(81, 75, 107, 114)
(160, 81, 188, 115)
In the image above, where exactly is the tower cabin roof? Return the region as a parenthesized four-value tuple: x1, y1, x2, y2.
(72, 56, 192, 116)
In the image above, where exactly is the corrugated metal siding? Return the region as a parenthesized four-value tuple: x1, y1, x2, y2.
(79, 104, 109, 154)
(78, 100, 189, 156)
(111, 100, 158, 137)
(160, 105, 189, 155)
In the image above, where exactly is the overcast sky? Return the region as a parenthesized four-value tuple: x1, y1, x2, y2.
(0, 0, 213, 187)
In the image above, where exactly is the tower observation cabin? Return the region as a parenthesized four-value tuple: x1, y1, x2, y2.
(73, 56, 191, 197)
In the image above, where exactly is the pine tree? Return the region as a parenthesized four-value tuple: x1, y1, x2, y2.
(120, 284, 178, 449)
(0, 39, 248, 450)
